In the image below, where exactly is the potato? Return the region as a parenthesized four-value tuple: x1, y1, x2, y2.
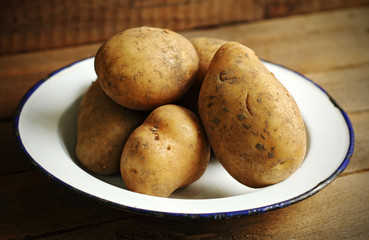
(95, 26, 199, 111)
(178, 37, 227, 113)
(198, 42, 307, 188)
(76, 81, 146, 175)
(190, 37, 228, 84)
(121, 104, 210, 197)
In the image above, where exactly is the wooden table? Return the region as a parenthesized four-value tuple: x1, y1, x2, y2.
(1, 6, 368, 239)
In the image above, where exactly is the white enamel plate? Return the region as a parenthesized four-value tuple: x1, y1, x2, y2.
(15, 57, 354, 219)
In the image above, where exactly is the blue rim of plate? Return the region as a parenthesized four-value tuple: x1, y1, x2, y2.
(13, 57, 355, 220)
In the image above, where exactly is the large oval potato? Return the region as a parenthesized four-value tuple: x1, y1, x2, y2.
(76, 81, 146, 175)
(121, 104, 210, 197)
(178, 37, 227, 113)
(198, 42, 307, 188)
(95, 26, 199, 111)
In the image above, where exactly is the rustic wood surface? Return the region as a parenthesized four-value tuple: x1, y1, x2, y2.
(1, 0, 369, 54)
(1, 6, 368, 240)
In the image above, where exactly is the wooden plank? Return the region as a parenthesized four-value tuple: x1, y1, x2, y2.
(344, 111, 369, 175)
(0, 43, 100, 119)
(0, 121, 34, 175)
(183, 6, 369, 74)
(0, 169, 139, 240)
(306, 63, 369, 113)
(1, 0, 369, 54)
(9, 170, 368, 239)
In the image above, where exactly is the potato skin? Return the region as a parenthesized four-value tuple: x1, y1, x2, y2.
(121, 104, 210, 197)
(178, 37, 227, 113)
(95, 26, 199, 111)
(190, 37, 228, 83)
(198, 42, 307, 188)
(76, 81, 146, 175)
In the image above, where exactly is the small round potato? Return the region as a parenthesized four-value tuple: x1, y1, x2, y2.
(178, 37, 227, 112)
(121, 104, 210, 197)
(95, 26, 199, 111)
(190, 37, 228, 84)
(76, 81, 146, 175)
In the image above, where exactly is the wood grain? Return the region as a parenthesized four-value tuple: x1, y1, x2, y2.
(0, 122, 33, 176)
(306, 64, 369, 113)
(1, 167, 367, 239)
(0, 44, 100, 119)
(183, 7, 369, 75)
(0, 169, 139, 240)
(0, 6, 368, 240)
(1, 0, 369, 54)
(344, 111, 369, 175)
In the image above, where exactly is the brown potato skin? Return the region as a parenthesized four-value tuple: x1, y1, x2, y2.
(121, 104, 210, 197)
(95, 26, 199, 111)
(190, 37, 228, 84)
(178, 37, 227, 113)
(198, 42, 307, 188)
(76, 81, 146, 175)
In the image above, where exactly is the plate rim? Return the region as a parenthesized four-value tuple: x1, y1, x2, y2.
(13, 57, 355, 219)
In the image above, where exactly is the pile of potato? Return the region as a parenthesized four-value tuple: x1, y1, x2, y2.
(76, 26, 307, 197)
